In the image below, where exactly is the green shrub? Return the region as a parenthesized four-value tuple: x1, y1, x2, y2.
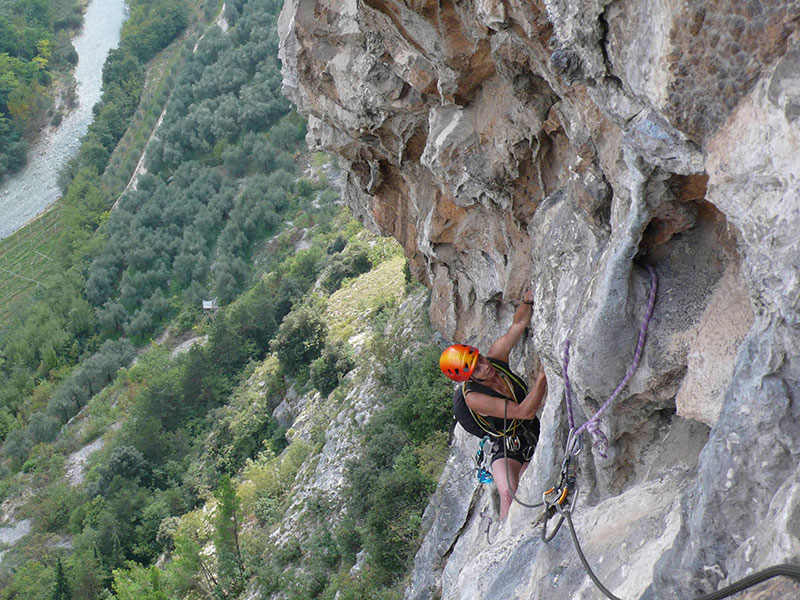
(295, 178, 316, 198)
(310, 340, 355, 396)
(253, 494, 282, 525)
(276, 537, 302, 567)
(239, 442, 311, 519)
(320, 245, 372, 293)
(111, 563, 170, 600)
(271, 303, 327, 376)
(326, 235, 347, 255)
(333, 516, 361, 566)
(214, 475, 245, 595)
(3, 560, 56, 600)
(363, 446, 435, 584)
(30, 482, 80, 533)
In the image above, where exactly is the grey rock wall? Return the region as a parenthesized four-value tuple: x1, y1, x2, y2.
(278, 1, 800, 598)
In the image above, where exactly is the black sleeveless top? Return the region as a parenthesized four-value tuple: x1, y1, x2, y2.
(452, 357, 540, 439)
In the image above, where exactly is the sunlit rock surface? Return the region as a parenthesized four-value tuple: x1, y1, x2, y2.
(279, 1, 800, 598)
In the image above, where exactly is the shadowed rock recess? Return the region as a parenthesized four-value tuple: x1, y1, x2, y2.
(278, 1, 800, 599)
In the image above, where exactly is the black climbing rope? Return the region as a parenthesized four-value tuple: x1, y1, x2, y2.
(563, 511, 621, 600)
(562, 509, 800, 600)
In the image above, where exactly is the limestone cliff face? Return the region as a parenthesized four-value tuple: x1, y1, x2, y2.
(278, 2, 800, 599)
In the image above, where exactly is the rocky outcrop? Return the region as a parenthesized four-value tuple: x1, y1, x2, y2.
(278, 1, 800, 599)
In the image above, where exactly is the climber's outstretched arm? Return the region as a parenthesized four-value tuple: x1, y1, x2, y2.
(487, 289, 534, 362)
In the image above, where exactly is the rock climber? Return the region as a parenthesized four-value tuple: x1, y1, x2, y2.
(439, 290, 547, 520)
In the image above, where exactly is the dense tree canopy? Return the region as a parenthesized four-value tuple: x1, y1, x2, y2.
(0, 0, 127, 178)
(0, 0, 77, 177)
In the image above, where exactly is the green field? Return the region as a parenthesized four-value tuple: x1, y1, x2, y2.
(0, 207, 62, 323)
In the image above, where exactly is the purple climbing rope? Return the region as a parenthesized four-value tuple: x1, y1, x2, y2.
(562, 264, 658, 458)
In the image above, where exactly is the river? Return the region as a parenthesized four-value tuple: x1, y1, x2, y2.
(0, 0, 128, 240)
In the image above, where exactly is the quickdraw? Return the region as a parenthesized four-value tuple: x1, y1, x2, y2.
(541, 429, 580, 542)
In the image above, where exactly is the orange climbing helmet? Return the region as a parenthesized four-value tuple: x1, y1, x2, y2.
(439, 344, 479, 382)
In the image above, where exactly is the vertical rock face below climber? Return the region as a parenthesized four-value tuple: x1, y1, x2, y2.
(278, 1, 800, 598)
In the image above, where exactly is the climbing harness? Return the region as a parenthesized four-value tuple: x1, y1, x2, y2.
(498, 377, 544, 510)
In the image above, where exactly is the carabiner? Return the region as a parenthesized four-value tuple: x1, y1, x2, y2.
(505, 435, 521, 453)
(565, 427, 583, 456)
(475, 437, 493, 483)
(477, 467, 494, 484)
(554, 487, 579, 516)
(559, 453, 576, 489)
(475, 436, 489, 467)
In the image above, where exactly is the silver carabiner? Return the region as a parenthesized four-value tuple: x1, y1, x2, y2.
(506, 435, 522, 453)
(565, 427, 583, 456)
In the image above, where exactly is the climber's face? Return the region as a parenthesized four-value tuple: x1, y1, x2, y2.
(470, 355, 494, 382)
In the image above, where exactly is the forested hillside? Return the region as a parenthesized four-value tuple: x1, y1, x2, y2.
(0, 0, 190, 181)
(0, 1, 453, 598)
(0, 0, 84, 178)
(1, 0, 192, 481)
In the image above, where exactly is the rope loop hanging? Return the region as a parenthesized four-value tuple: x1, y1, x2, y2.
(562, 264, 658, 457)
(544, 264, 800, 600)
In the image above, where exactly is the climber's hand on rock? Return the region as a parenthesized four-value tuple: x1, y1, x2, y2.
(522, 289, 534, 305)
